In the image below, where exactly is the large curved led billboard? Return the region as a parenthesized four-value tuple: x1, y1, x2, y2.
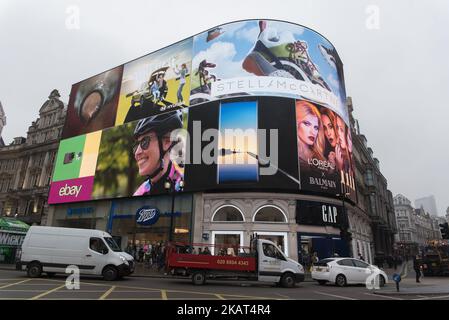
(49, 19, 355, 205)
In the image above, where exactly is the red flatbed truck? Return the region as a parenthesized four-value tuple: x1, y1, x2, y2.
(166, 238, 305, 288)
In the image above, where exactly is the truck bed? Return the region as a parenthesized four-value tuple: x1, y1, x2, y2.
(167, 253, 257, 272)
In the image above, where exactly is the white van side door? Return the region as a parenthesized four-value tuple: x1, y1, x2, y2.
(258, 241, 283, 283)
(83, 237, 109, 275)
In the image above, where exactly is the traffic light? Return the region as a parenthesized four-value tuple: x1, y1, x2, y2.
(440, 222, 449, 240)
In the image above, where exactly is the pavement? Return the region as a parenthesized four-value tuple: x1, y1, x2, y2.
(372, 261, 449, 296)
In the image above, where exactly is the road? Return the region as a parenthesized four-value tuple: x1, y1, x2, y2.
(0, 269, 448, 300)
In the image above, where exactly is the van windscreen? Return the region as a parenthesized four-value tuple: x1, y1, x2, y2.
(104, 237, 121, 252)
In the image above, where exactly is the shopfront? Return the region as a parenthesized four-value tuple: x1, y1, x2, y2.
(108, 194, 193, 250)
(0, 218, 30, 264)
(48, 193, 193, 251)
(296, 199, 350, 265)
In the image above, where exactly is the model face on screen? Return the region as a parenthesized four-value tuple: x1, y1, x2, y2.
(134, 132, 161, 176)
(336, 117, 347, 150)
(298, 114, 319, 146)
(322, 114, 337, 148)
(347, 129, 353, 153)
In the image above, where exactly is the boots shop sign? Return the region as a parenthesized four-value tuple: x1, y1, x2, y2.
(296, 200, 347, 227)
(135, 206, 160, 226)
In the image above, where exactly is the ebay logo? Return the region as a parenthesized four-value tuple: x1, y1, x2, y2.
(59, 184, 83, 197)
(49, 177, 94, 204)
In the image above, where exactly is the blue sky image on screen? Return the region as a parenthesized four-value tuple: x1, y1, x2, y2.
(217, 101, 258, 183)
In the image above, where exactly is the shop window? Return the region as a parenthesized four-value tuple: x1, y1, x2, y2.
(212, 205, 244, 222)
(211, 231, 243, 256)
(254, 232, 288, 256)
(253, 205, 287, 222)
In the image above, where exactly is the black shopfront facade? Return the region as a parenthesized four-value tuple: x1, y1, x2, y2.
(296, 199, 351, 264)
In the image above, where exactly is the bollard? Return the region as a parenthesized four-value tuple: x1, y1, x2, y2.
(393, 273, 401, 292)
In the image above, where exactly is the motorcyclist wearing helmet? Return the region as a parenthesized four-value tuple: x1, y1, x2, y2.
(132, 111, 184, 196)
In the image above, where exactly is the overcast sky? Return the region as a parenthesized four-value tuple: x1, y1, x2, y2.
(1, 0, 448, 215)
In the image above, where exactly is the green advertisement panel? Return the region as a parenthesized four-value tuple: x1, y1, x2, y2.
(52, 135, 86, 182)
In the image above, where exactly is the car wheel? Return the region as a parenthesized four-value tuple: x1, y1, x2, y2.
(27, 262, 42, 278)
(379, 275, 386, 287)
(318, 280, 327, 286)
(280, 272, 295, 288)
(192, 271, 206, 285)
(335, 274, 347, 287)
(102, 266, 118, 281)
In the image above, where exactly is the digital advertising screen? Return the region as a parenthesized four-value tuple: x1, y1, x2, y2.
(50, 19, 355, 204)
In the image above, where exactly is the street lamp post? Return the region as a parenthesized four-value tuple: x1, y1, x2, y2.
(336, 192, 351, 257)
(164, 180, 184, 243)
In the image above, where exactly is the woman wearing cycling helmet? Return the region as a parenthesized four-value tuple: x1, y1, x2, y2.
(132, 111, 183, 196)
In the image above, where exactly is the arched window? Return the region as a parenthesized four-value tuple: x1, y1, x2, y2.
(253, 205, 287, 223)
(212, 205, 244, 222)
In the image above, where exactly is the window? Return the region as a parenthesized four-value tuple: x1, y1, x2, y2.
(262, 243, 285, 260)
(365, 169, 374, 186)
(104, 237, 121, 252)
(337, 259, 354, 267)
(211, 231, 243, 256)
(353, 259, 369, 268)
(212, 205, 244, 222)
(253, 205, 287, 222)
(254, 232, 288, 256)
(89, 237, 108, 254)
(369, 193, 377, 214)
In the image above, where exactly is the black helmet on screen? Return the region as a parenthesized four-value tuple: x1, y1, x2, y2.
(134, 111, 183, 138)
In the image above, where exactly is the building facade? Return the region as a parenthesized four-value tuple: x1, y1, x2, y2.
(348, 97, 396, 264)
(393, 194, 418, 256)
(43, 20, 396, 271)
(0, 101, 6, 147)
(0, 90, 66, 225)
(393, 193, 442, 256)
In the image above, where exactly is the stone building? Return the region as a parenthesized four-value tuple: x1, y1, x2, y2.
(347, 97, 397, 263)
(0, 101, 6, 146)
(0, 90, 66, 225)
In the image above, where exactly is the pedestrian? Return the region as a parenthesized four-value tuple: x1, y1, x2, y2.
(138, 247, 144, 262)
(413, 255, 422, 283)
(393, 255, 398, 270)
(358, 253, 364, 261)
(311, 252, 319, 265)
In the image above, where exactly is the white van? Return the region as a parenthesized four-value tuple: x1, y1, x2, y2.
(17, 226, 134, 281)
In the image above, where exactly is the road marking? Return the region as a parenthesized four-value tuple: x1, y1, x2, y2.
(161, 290, 168, 300)
(413, 295, 449, 300)
(215, 294, 226, 300)
(275, 293, 290, 299)
(0, 290, 43, 292)
(99, 286, 116, 300)
(314, 291, 356, 300)
(0, 279, 31, 290)
(0, 289, 106, 293)
(1, 277, 274, 300)
(363, 293, 403, 300)
(29, 284, 66, 300)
